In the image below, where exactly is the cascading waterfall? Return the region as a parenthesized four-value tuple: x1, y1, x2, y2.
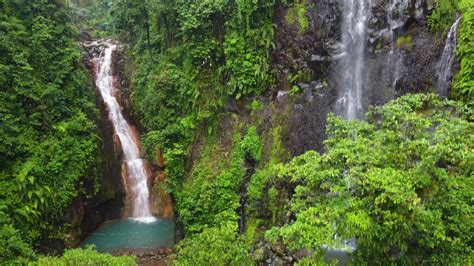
(336, 0, 372, 120)
(436, 17, 462, 98)
(94, 43, 156, 223)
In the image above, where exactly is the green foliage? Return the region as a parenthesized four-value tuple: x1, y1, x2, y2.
(285, 0, 310, 33)
(241, 126, 263, 162)
(0, 0, 99, 256)
(267, 94, 473, 264)
(0, 224, 36, 264)
(453, 0, 474, 107)
(112, 0, 277, 211)
(36, 246, 136, 265)
(428, 0, 458, 32)
(176, 131, 246, 234)
(247, 124, 288, 202)
(287, 69, 311, 95)
(109, 0, 150, 43)
(71, 0, 111, 38)
(174, 221, 252, 265)
(247, 168, 271, 203)
(223, 30, 272, 99)
(249, 99, 264, 113)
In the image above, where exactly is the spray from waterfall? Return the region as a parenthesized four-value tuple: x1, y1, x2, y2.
(436, 17, 462, 98)
(336, 0, 372, 120)
(94, 42, 156, 223)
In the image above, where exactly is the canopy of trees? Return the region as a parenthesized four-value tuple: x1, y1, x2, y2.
(0, 0, 472, 264)
(266, 94, 473, 264)
(0, 0, 99, 263)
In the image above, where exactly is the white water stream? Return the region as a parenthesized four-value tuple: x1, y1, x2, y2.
(336, 0, 372, 120)
(436, 17, 462, 98)
(95, 43, 156, 223)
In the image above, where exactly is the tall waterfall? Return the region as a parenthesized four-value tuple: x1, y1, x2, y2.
(336, 0, 372, 120)
(436, 17, 462, 98)
(94, 43, 156, 223)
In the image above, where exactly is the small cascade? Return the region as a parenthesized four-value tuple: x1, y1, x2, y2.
(336, 0, 372, 120)
(387, 0, 410, 89)
(94, 43, 156, 223)
(436, 17, 462, 98)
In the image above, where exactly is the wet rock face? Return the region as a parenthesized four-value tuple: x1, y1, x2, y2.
(273, 0, 341, 86)
(274, 0, 444, 155)
(364, 0, 441, 98)
(286, 82, 336, 155)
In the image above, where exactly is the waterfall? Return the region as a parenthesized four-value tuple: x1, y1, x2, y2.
(336, 0, 372, 120)
(94, 43, 156, 223)
(436, 17, 462, 98)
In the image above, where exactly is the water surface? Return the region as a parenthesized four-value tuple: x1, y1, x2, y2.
(81, 219, 175, 253)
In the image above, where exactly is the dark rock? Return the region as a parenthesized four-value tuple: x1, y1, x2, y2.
(81, 31, 93, 42)
(310, 54, 327, 62)
(293, 248, 312, 261)
(276, 91, 289, 103)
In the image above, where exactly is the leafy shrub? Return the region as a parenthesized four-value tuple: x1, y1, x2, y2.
(453, 0, 474, 107)
(174, 222, 252, 265)
(249, 99, 264, 113)
(285, 0, 310, 33)
(36, 246, 136, 265)
(223, 31, 272, 99)
(428, 0, 458, 32)
(176, 131, 246, 234)
(241, 126, 263, 162)
(0, 224, 36, 264)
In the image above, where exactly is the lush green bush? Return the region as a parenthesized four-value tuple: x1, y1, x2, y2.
(453, 0, 474, 108)
(428, 0, 458, 32)
(241, 126, 263, 162)
(285, 0, 310, 33)
(0, 224, 36, 264)
(36, 246, 136, 265)
(267, 94, 473, 264)
(174, 221, 252, 265)
(176, 130, 246, 234)
(0, 0, 99, 250)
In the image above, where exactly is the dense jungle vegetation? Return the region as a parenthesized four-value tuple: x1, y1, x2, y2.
(0, 0, 473, 264)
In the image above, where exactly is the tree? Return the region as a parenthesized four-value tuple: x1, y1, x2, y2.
(0, 0, 99, 252)
(267, 94, 473, 264)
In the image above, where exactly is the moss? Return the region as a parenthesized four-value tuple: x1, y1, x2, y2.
(241, 126, 263, 162)
(268, 125, 289, 166)
(249, 99, 264, 113)
(396, 35, 413, 49)
(285, 0, 310, 33)
(247, 123, 289, 203)
(177, 115, 262, 234)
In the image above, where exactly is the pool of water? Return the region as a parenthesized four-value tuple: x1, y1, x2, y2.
(81, 218, 175, 253)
